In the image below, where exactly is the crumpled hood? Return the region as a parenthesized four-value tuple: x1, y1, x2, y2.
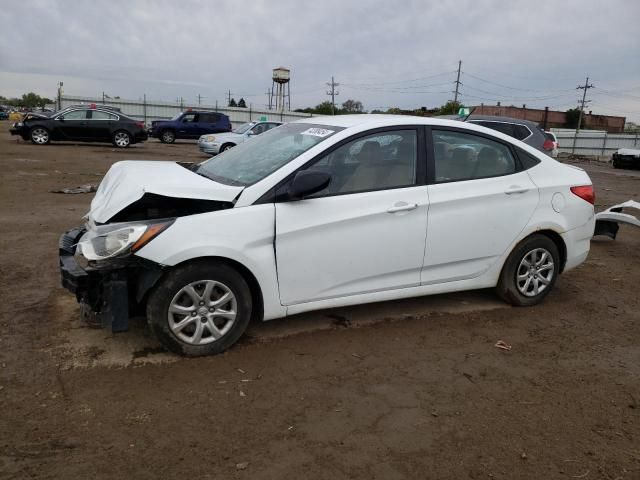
(89, 161, 244, 223)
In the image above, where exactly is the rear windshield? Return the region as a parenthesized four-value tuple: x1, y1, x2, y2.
(197, 123, 343, 186)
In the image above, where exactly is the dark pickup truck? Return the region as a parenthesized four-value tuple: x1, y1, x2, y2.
(150, 110, 232, 143)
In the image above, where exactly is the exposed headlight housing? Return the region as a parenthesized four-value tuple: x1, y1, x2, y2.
(77, 220, 173, 261)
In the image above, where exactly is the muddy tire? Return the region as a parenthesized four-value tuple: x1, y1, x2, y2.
(496, 234, 560, 307)
(147, 260, 252, 356)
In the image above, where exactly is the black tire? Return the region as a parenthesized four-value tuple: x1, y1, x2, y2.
(496, 234, 560, 306)
(160, 130, 175, 144)
(30, 126, 50, 145)
(220, 143, 235, 152)
(112, 130, 131, 148)
(611, 158, 619, 169)
(147, 260, 252, 356)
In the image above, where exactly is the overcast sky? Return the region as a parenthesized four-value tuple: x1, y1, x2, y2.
(1, 0, 639, 121)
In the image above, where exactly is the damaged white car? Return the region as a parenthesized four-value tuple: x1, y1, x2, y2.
(60, 115, 596, 356)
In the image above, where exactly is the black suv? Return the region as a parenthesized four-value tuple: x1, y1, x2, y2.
(10, 106, 148, 147)
(150, 111, 232, 143)
(466, 115, 555, 156)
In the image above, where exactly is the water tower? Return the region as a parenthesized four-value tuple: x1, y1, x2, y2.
(270, 67, 290, 112)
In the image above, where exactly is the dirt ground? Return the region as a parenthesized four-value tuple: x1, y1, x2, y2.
(0, 126, 639, 480)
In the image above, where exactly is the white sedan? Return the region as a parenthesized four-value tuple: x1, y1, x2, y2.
(198, 121, 283, 155)
(60, 115, 595, 356)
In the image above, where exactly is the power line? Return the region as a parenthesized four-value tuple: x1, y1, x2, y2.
(340, 70, 456, 87)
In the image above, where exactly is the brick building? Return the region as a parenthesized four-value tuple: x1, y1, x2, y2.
(471, 103, 626, 133)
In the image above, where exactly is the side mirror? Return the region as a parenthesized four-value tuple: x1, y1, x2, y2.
(287, 171, 331, 200)
(56, 116, 64, 121)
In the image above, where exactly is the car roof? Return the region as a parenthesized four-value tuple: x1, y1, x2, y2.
(294, 114, 469, 129)
(467, 115, 541, 128)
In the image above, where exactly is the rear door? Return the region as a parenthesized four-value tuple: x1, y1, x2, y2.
(87, 110, 119, 141)
(275, 127, 429, 305)
(424, 128, 539, 284)
(196, 113, 217, 135)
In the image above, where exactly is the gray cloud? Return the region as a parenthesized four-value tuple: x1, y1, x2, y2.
(1, 0, 639, 121)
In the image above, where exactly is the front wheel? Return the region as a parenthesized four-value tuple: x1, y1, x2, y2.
(220, 143, 235, 152)
(30, 127, 50, 145)
(496, 234, 560, 306)
(147, 261, 252, 356)
(112, 130, 131, 148)
(160, 130, 175, 144)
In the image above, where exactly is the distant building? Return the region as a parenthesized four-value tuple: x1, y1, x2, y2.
(471, 103, 625, 133)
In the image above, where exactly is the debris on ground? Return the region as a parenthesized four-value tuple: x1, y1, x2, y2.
(594, 200, 640, 239)
(494, 340, 512, 351)
(50, 184, 98, 194)
(236, 462, 249, 470)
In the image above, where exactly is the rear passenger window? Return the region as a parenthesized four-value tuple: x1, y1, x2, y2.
(515, 147, 542, 169)
(479, 121, 515, 137)
(433, 130, 517, 182)
(513, 124, 531, 140)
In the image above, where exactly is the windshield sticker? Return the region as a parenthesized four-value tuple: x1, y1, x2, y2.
(300, 127, 334, 138)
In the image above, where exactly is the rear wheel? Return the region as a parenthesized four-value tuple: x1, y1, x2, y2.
(160, 130, 175, 144)
(496, 234, 560, 306)
(147, 260, 252, 356)
(30, 127, 50, 145)
(112, 130, 131, 148)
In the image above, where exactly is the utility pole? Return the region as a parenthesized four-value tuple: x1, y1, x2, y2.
(571, 76, 595, 154)
(227, 90, 233, 107)
(266, 88, 272, 110)
(453, 60, 462, 108)
(326, 76, 340, 115)
(197, 94, 202, 106)
(57, 81, 63, 110)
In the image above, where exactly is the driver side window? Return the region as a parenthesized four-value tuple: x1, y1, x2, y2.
(305, 129, 417, 197)
(60, 110, 88, 120)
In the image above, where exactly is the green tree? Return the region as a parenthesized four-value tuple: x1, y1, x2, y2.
(437, 101, 463, 115)
(237, 98, 247, 108)
(341, 99, 364, 113)
(311, 101, 336, 115)
(565, 108, 581, 129)
(228, 98, 237, 107)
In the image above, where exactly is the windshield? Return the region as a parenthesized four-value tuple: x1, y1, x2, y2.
(197, 123, 343, 186)
(233, 122, 255, 134)
(170, 113, 182, 121)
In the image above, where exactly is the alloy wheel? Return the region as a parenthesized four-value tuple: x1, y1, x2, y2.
(168, 280, 237, 345)
(516, 248, 555, 297)
(114, 132, 130, 147)
(31, 128, 49, 144)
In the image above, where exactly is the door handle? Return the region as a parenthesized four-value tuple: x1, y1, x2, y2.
(504, 186, 530, 195)
(387, 202, 418, 213)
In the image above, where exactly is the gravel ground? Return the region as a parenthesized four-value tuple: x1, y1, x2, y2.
(0, 126, 639, 479)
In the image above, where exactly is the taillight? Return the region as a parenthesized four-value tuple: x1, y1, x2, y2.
(542, 139, 555, 151)
(136, 121, 145, 128)
(570, 185, 595, 205)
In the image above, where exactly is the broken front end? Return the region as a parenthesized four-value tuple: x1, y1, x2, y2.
(58, 223, 169, 331)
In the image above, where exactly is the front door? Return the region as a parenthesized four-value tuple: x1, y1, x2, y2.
(177, 112, 198, 138)
(275, 128, 429, 305)
(422, 128, 539, 284)
(57, 109, 91, 140)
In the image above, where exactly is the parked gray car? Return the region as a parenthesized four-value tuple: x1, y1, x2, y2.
(466, 115, 555, 156)
(198, 121, 283, 155)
